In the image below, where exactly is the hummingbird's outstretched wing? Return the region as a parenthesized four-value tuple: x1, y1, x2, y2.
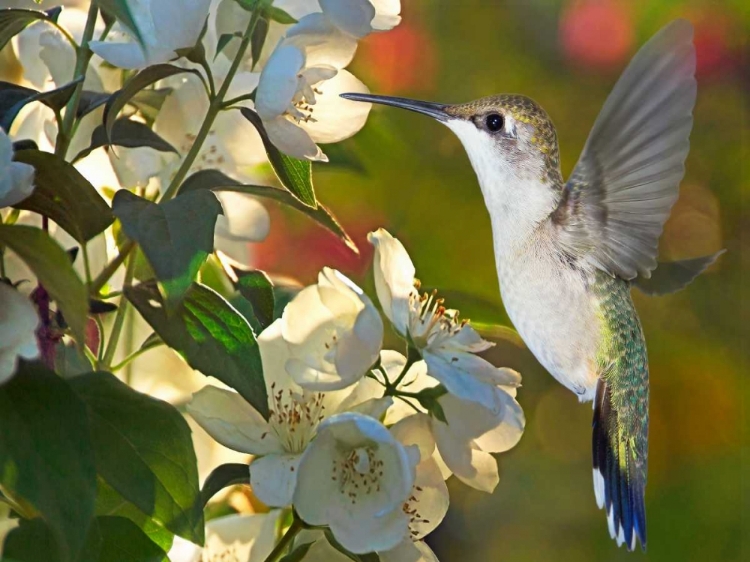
(554, 20, 696, 280)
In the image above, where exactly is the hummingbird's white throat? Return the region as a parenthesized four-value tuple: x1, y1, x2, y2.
(443, 119, 560, 256)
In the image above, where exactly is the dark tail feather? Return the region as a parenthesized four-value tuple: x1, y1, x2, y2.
(592, 379, 647, 551)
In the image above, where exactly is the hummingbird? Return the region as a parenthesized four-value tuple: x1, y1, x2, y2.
(343, 20, 723, 551)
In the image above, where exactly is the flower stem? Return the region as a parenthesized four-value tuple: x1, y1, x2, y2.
(111, 341, 162, 372)
(389, 346, 422, 391)
(55, 0, 99, 160)
(89, 240, 135, 295)
(100, 251, 136, 370)
(263, 516, 304, 562)
(160, 12, 260, 202)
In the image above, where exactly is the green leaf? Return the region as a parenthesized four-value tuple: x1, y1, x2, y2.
(4, 516, 169, 562)
(199, 463, 250, 508)
(0, 8, 59, 53)
(112, 190, 223, 305)
(0, 225, 88, 343)
(104, 65, 204, 144)
(280, 541, 314, 562)
(215, 32, 239, 60)
(55, 341, 94, 378)
(414, 386, 449, 424)
(239, 107, 317, 208)
(95, 479, 173, 552)
(264, 5, 298, 24)
(96, 0, 147, 47)
(12, 149, 114, 243)
(70, 372, 204, 545)
(125, 281, 269, 418)
(94, 517, 169, 562)
(180, 169, 358, 254)
(0, 362, 96, 562)
(76, 91, 112, 119)
(0, 77, 83, 132)
(250, 17, 269, 70)
(73, 118, 178, 162)
(233, 268, 275, 330)
(129, 88, 172, 123)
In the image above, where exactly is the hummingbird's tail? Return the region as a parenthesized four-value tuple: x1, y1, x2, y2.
(592, 378, 648, 551)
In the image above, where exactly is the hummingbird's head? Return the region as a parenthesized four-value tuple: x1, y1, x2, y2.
(340, 93, 562, 187)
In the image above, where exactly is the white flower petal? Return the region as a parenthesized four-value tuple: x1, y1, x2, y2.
(390, 413, 434, 462)
(329, 506, 408, 554)
(89, 40, 148, 70)
(300, 69, 371, 144)
(368, 229, 416, 336)
(258, 320, 305, 396)
(433, 422, 499, 493)
(203, 511, 282, 562)
(0, 162, 35, 207)
(370, 0, 403, 31)
(472, 390, 525, 454)
(187, 386, 283, 455)
(0, 283, 40, 385)
(409, 457, 449, 539)
(422, 351, 500, 413)
(284, 13, 358, 68)
(215, 191, 270, 242)
(249, 454, 301, 507)
(380, 539, 437, 562)
(319, 0, 376, 38)
(264, 115, 326, 161)
(256, 44, 305, 120)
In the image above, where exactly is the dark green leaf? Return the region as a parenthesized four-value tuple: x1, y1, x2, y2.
(414, 386, 449, 424)
(239, 107, 317, 208)
(113, 190, 223, 304)
(96, 0, 146, 47)
(199, 463, 250, 508)
(324, 530, 381, 562)
(125, 282, 269, 418)
(180, 169, 357, 253)
(233, 268, 275, 330)
(0, 77, 83, 132)
(12, 139, 38, 151)
(215, 32, 239, 60)
(95, 517, 169, 562)
(129, 88, 172, 123)
(76, 91, 112, 119)
(55, 341, 94, 378)
(265, 6, 297, 24)
(0, 9, 58, 53)
(139, 332, 163, 352)
(73, 118, 178, 162)
(280, 542, 314, 562)
(12, 149, 114, 243)
(95, 479, 173, 552)
(70, 372, 204, 545)
(4, 516, 169, 562)
(89, 298, 118, 314)
(0, 362, 96, 562)
(0, 225, 88, 343)
(104, 65, 204, 144)
(250, 17, 269, 70)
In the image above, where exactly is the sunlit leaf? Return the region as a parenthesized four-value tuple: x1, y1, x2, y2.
(240, 107, 317, 208)
(0, 225, 88, 343)
(0, 362, 96, 562)
(70, 372, 204, 545)
(0, 77, 83, 132)
(231, 267, 275, 330)
(112, 190, 223, 305)
(125, 282, 269, 418)
(12, 149, 114, 243)
(181, 169, 358, 254)
(73, 118, 178, 162)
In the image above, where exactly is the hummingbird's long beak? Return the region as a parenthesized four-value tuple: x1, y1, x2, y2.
(340, 93, 449, 122)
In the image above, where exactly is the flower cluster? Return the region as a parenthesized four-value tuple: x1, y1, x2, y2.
(187, 229, 525, 560)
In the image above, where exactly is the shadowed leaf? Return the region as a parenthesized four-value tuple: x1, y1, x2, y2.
(73, 118, 178, 162)
(0, 77, 83, 132)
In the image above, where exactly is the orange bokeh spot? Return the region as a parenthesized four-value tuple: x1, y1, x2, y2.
(560, 0, 634, 70)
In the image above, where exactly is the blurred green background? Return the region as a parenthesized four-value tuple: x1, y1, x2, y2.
(256, 1, 748, 560)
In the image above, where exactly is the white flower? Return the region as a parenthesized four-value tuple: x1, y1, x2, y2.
(383, 352, 525, 493)
(187, 319, 389, 508)
(0, 283, 40, 385)
(89, 0, 212, 70)
(282, 267, 383, 391)
(0, 131, 34, 208)
(368, 228, 518, 413)
(255, 14, 371, 161)
(154, 72, 270, 263)
(293, 412, 418, 554)
(168, 511, 282, 562)
(319, 0, 402, 38)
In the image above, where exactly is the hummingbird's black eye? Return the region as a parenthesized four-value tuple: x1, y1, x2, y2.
(485, 113, 504, 132)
